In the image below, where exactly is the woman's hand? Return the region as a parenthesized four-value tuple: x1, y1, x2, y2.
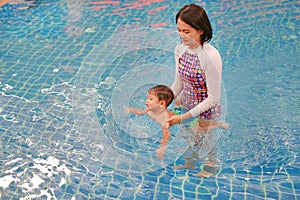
(166, 115, 183, 126)
(167, 112, 192, 126)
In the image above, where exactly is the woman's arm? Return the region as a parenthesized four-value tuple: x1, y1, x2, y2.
(170, 45, 184, 97)
(171, 73, 183, 98)
(189, 46, 222, 117)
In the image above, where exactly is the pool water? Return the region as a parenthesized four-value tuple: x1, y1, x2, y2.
(0, 0, 299, 199)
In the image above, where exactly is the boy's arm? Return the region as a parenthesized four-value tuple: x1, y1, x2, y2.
(125, 107, 147, 115)
(156, 126, 171, 160)
(160, 126, 171, 147)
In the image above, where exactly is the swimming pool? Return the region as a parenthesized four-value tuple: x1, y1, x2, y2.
(0, 0, 299, 199)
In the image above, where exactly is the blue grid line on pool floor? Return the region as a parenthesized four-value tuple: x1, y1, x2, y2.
(0, 0, 299, 199)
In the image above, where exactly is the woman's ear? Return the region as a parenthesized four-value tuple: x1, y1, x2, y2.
(198, 30, 204, 35)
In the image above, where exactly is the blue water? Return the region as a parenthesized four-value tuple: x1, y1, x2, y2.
(0, 0, 299, 199)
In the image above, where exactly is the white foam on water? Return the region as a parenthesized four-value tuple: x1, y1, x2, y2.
(20, 189, 57, 200)
(0, 175, 17, 189)
(4, 157, 23, 166)
(32, 156, 71, 176)
(2, 84, 13, 91)
(5, 162, 27, 174)
(1, 155, 71, 199)
(59, 178, 66, 187)
(21, 173, 44, 192)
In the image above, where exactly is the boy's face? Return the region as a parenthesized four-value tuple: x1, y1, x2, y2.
(146, 93, 162, 111)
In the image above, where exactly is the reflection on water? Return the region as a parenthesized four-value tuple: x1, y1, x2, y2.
(0, 0, 299, 199)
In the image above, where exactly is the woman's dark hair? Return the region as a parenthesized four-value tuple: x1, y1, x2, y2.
(176, 4, 212, 46)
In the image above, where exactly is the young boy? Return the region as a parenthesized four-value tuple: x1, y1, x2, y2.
(126, 85, 228, 160)
(126, 85, 174, 160)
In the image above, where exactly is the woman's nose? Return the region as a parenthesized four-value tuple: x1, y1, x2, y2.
(178, 32, 186, 37)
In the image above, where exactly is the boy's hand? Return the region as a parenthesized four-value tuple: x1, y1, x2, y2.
(156, 146, 166, 160)
(125, 107, 146, 115)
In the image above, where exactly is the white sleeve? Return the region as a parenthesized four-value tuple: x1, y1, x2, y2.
(189, 46, 222, 117)
(170, 45, 183, 97)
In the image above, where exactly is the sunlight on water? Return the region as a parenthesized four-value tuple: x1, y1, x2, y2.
(0, 0, 299, 199)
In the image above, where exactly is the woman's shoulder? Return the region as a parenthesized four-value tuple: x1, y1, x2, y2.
(202, 43, 221, 57)
(201, 43, 222, 68)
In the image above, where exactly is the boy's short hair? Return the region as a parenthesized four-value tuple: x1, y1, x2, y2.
(148, 85, 174, 107)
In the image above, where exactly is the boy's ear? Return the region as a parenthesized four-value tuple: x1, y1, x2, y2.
(160, 100, 166, 107)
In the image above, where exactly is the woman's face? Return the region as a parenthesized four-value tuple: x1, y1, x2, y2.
(177, 18, 203, 49)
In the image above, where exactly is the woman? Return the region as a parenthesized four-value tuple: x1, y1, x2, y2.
(168, 4, 224, 177)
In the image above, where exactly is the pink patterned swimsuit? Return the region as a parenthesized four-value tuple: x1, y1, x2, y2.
(174, 45, 222, 120)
